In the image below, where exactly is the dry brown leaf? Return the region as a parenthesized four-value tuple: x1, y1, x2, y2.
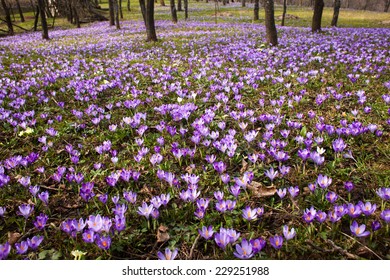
(185, 166, 194, 174)
(247, 181, 276, 197)
(240, 159, 248, 174)
(157, 225, 170, 243)
(8, 232, 21, 245)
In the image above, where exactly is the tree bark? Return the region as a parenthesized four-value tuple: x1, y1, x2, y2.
(184, 0, 188, 19)
(385, 0, 390, 12)
(16, 0, 25, 22)
(72, 0, 80, 28)
(34, 5, 40, 31)
(114, 0, 121, 28)
(140, 0, 157, 41)
(264, 0, 277, 45)
(170, 0, 178, 23)
(37, 0, 49, 39)
(119, 0, 123, 18)
(178, 0, 182, 11)
(108, 0, 115, 25)
(127, 0, 131, 11)
(254, 0, 259, 20)
(281, 0, 287, 26)
(312, 0, 324, 32)
(331, 0, 341, 27)
(160, 0, 166, 5)
(242, 0, 246, 7)
(0, 0, 13, 35)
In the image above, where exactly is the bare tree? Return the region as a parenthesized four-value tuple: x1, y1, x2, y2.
(139, 0, 157, 41)
(331, 0, 341, 27)
(312, 0, 324, 32)
(108, 0, 115, 25)
(1, 0, 14, 35)
(184, 0, 188, 19)
(242, 0, 246, 7)
(114, 0, 120, 28)
(385, 0, 390, 12)
(264, 0, 277, 45)
(37, 0, 49, 39)
(254, 0, 260, 21)
(170, 0, 178, 23)
(281, 0, 287, 26)
(127, 0, 131, 11)
(15, 0, 25, 22)
(178, 0, 182, 11)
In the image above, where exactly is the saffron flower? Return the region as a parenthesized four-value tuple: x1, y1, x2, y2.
(34, 213, 48, 230)
(350, 221, 370, 237)
(214, 232, 231, 250)
(96, 235, 111, 250)
(376, 188, 390, 200)
(316, 174, 332, 189)
(276, 188, 287, 199)
(371, 221, 382, 231)
(15, 241, 29, 254)
(326, 191, 338, 203)
(269, 235, 284, 250)
(233, 239, 254, 259)
(18, 204, 34, 219)
(198, 226, 214, 240)
(27, 235, 44, 250)
(303, 206, 317, 223)
(332, 138, 347, 152)
(282, 225, 296, 240)
(250, 238, 266, 253)
(87, 214, 103, 232)
(344, 181, 355, 192)
(137, 202, 154, 219)
(358, 201, 376, 216)
(38, 191, 49, 205)
(82, 229, 96, 243)
(242, 206, 258, 221)
(380, 209, 390, 223)
(0, 242, 11, 260)
(157, 248, 178, 260)
(288, 186, 299, 198)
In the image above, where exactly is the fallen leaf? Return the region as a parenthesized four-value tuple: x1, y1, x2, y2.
(240, 159, 248, 174)
(8, 232, 21, 245)
(157, 225, 170, 243)
(247, 181, 276, 197)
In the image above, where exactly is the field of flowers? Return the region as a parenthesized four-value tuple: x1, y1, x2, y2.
(0, 19, 389, 260)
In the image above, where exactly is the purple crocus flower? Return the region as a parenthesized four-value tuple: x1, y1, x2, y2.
(316, 174, 332, 189)
(214, 232, 231, 250)
(282, 225, 296, 240)
(198, 226, 214, 240)
(0, 242, 11, 260)
(264, 167, 278, 182)
(123, 191, 137, 204)
(98, 193, 108, 204)
(250, 238, 266, 253)
(96, 235, 111, 250)
(288, 186, 299, 198)
(344, 181, 355, 192)
(0, 206, 5, 217)
(380, 209, 390, 223)
(371, 221, 382, 231)
(332, 138, 347, 152)
(315, 211, 327, 223)
(15, 241, 29, 255)
(326, 191, 338, 203)
(350, 221, 370, 237)
(376, 187, 390, 200)
(157, 248, 179, 260)
(276, 188, 286, 199)
(87, 214, 103, 232)
(233, 239, 254, 259)
(34, 213, 48, 230)
(242, 206, 258, 221)
(358, 201, 376, 216)
(82, 229, 96, 243)
(114, 215, 126, 232)
(303, 206, 317, 223)
(38, 191, 49, 205)
(137, 202, 154, 219)
(269, 235, 284, 250)
(347, 203, 362, 218)
(27, 236, 44, 250)
(72, 218, 86, 232)
(18, 204, 34, 219)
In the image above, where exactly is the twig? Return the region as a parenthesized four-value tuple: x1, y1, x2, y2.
(325, 239, 359, 260)
(188, 234, 200, 260)
(0, 18, 30, 31)
(338, 231, 383, 260)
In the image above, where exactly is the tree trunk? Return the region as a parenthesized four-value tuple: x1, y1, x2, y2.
(108, 0, 115, 25)
(72, 0, 81, 28)
(345, 0, 349, 8)
(160, 0, 166, 5)
(281, 0, 287, 26)
(34, 5, 40, 31)
(331, 0, 341, 27)
(184, 0, 188, 19)
(170, 0, 178, 23)
(114, 0, 121, 28)
(242, 0, 246, 7)
(178, 0, 182, 11)
(119, 0, 123, 18)
(312, 0, 324, 32)
(127, 0, 131, 11)
(15, 0, 25, 22)
(385, 0, 390, 12)
(264, 0, 277, 45)
(37, 0, 49, 39)
(140, 0, 158, 41)
(1, 0, 13, 35)
(363, 0, 368, 10)
(254, 0, 259, 20)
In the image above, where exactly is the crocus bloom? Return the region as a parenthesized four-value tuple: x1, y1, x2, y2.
(157, 248, 178, 260)
(34, 213, 48, 230)
(326, 191, 338, 203)
(72, 218, 86, 232)
(344, 181, 355, 192)
(269, 235, 284, 250)
(0, 242, 11, 260)
(214, 232, 231, 250)
(303, 206, 317, 223)
(242, 206, 258, 221)
(347, 203, 362, 218)
(315, 211, 327, 223)
(123, 191, 137, 204)
(198, 226, 214, 240)
(87, 214, 103, 232)
(380, 209, 390, 223)
(316, 174, 332, 189)
(233, 239, 254, 259)
(376, 188, 390, 200)
(38, 191, 49, 205)
(82, 229, 96, 243)
(282, 225, 296, 240)
(0, 206, 5, 217)
(358, 201, 376, 216)
(15, 241, 29, 254)
(250, 238, 266, 253)
(96, 235, 111, 250)
(332, 138, 347, 152)
(350, 221, 370, 237)
(18, 204, 34, 219)
(27, 236, 44, 250)
(276, 188, 286, 199)
(288, 186, 299, 198)
(137, 202, 154, 219)
(371, 221, 382, 231)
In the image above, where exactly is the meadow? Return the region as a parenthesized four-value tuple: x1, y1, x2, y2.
(0, 2, 389, 260)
